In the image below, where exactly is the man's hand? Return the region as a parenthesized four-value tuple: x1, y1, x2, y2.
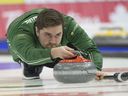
(51, 46, 76, 59)
(95, 71, 106, 80)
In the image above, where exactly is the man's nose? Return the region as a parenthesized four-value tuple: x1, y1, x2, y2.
(50, 37, 57, 44)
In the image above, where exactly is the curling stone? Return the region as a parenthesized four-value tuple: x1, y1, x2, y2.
(53, 56, 97, 83)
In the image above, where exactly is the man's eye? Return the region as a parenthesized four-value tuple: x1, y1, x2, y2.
(46, 33, 51, 37)
(56, 33, 61, 37)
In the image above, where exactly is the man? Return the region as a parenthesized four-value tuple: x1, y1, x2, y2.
(7, 8, 104, 80)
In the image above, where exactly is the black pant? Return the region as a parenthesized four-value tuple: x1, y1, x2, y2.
(19, 59, 60, 77)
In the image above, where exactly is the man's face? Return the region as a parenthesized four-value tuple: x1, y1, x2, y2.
(36, 25, 63, 48)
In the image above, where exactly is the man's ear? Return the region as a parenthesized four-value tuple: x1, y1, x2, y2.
(35, 27, 39, 37)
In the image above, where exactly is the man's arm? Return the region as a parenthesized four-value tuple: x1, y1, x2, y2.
(66, 18, 103, 71)
(10, 33, 53, 65)
(10, 33, 77, 65)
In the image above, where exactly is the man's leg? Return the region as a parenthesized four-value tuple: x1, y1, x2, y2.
(43, 59, 60, 68)
(19, 59, 59, 80)
(43, 63, 56, 68)
(20, 61, 43, 80)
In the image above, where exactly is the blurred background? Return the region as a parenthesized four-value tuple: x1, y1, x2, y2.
(0, 0, 128, 57)
(0, 2, 128, 96)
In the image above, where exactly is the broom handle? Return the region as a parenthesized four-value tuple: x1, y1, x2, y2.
(104, 75, 114, 79)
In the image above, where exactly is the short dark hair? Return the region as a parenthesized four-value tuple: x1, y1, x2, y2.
(35, 9, 64, 30)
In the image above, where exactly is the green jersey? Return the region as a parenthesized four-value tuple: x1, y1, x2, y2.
(7, 8, 103, 70)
